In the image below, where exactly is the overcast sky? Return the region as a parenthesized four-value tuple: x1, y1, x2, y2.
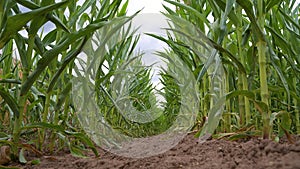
(127, 0, 169, 14)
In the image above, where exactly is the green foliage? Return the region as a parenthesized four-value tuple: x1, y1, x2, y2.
(92, 32, 177, 137)
(156, 0, 299, 139)
(0, 0, 299, 164)
(0, 0, 129, 163)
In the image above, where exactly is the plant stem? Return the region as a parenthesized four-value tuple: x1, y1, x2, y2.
(294, 78, 300, 134)
(257, 0, 270, 139)
(39, 91, 51, 149)
(238, 73, 245, 125)
(49, 89, 60, 153)
(11, 94, 26, 158)
(12, 33, 35, 157)
(225, 69, 231, 132)
(236, 5, 251, 126)
(203, 74, 208, 117)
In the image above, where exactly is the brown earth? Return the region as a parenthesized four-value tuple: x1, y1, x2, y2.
(4, 134, 300, 169)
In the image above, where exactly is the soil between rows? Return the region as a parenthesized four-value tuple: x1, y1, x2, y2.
(8, 134, 300, 169)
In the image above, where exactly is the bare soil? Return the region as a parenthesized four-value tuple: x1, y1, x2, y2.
(4, 134, 300, 169)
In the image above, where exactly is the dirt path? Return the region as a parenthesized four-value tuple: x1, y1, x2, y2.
(7, 134, 300, 169)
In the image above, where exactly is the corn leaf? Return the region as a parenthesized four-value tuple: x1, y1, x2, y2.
(69, 0, 96, 27)
(226, 90, 255, 100)
(21, 13, 137, 95)
(118, 0, 129, 16)
(48, 37, 87, 92)
(164, 14, 246, 74)
(54, 82, 72, 111)
(0, 1, 69, 49)
(0, 86, 19, 118)
(236, 0, 265, 42)
(266, 0, 281, 12)
(164, 0, 210, 28)
(65, 131, 99, 157)
(214, 0, 240, 27)
(15, 0, 70, 32)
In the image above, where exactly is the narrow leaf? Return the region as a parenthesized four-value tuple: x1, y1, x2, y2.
(0, 1, 69, 48)
(266, 0, 281, 12)
(236, 0, 265, 42)
(48, 37, 87, 92)
(0, 86, 19, 118)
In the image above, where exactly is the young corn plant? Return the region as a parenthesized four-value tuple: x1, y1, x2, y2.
(90, 28, 176, 138)
(157, 0, 299, 140)
(0, 0, 131, 162)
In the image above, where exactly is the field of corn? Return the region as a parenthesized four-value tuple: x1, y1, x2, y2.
(0, 0, 299, 168)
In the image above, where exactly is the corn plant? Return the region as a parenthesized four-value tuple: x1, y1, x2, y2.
(86, 28, 185, 138)
(0, 0, 299, 164)
(154, 0, 299, 140)
(0, 0, 132, 162)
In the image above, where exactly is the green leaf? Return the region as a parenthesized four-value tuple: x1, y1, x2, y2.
(266, 0, 281, 12)
(20, 21, 105, 95)
(270, 111, 291, 128)
(0, 1, 69, 49)
(0, 0, 9, 32)
(0, 86, 19, 118)
(164, 0, 210, 28)
(0, 132, 11, 140)
(46, 14, 70, 33)
(253, 100, 269, 114)
(15, 0, 70, 32)
(214, 0, 240, 27)
(200, 95, 226, 136)
(226, 90, 255, 100)
(19, 149, 27, 164)
(226, 90, 269, 114)
(29, 14, 47, 36)
(69, 144, 86, 158)
(1, 39, 13, 74)
(236, 0, 265, 42)
(64, 131, 98, 157)
(42, 29, 57, 46)
(279, 8, 300, 31)
(69, 0, 96, 27)
(34, 36, 45, 55)
(21, 14, 137, 95)
(15, 0, 39, 9)
(269, 53, 291, 105)
(41, 0, 55, 6)
(162, 4, 177, 16)
(279, 112, 292, 137)
(54, 82, 72, 111)
(13, 33, 28, 69)
(118, 0, 129, 16)
(48, 37, 87, 92)
(163, 14, 246, 74)
(207, 0, 220, 17)
(212, 132, 235, 139)
(265, 25, 295, 57)
(78, 13, 91, 28)
(30, 159, 41, 165)
(228, 131, 261, 141)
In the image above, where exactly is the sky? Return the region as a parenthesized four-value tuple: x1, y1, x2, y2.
(126, 0, 169, 15)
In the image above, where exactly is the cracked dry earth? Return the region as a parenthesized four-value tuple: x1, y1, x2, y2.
(6, 134, 300, 169)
